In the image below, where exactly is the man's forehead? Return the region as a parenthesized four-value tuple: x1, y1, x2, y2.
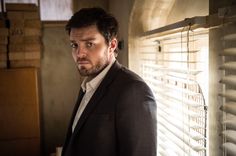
(69, 26, 101, 41)
(70, 25, 98, 34)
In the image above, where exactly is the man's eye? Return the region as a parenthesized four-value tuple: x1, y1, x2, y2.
(70, 43, 78, 48)
(86, 42, 93, 48)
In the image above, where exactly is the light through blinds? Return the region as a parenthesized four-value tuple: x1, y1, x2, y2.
(219, 22, 236, 156)
(139, 18, 208, 156)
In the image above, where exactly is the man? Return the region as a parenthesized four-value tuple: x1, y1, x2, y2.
(62, 7, 157, 156)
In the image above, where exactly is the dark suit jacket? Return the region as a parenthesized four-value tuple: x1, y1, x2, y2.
(62, 61, 157, 156)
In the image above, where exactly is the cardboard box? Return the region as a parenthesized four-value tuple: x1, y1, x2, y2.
(0, 60, 7, 68)
(0, 20, 6, 27)
(10, 59, 40, 68)
(0, 45, 7, 53)
(25, 52, 41, 59)
(6, 3, 38, 11)
(9, 28, 41, 36)
(0, 52, 7, 61)
(9, 43, 41, 53)
(25, 28, 41, 36)
(10, 19, 42, 28)
(7, 11, 40, 19)
(0, 36, 8, 44)
(9, 52, 41, 60)
(10, 36, 41, 44)
(0, 68, 40, 139)
(25, 20, 42, 28)
(0, 28, 9, 36)
(0, 68, 40, 155)
(10, 19, 24, 27)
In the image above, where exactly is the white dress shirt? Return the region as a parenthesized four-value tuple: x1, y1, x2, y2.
(72, 58, 115, 132)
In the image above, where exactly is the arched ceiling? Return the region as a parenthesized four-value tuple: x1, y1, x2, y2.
(129, 0, 175, 36)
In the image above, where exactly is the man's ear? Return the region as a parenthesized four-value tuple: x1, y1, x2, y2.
(109, 38, 118, 53)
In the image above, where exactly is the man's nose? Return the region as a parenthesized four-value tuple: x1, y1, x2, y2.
(75, 46, 86, 58)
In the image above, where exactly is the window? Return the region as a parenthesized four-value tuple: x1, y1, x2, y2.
(139, 17, 208, 156)
(40, 0, 72, 21)
(1, 0, 73, 21)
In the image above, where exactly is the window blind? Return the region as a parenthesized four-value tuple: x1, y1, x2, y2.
(219, 22, 236, 156)
(139, 26, 208, 156)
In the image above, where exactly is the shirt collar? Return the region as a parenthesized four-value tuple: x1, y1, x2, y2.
(81, 58, 115, 93)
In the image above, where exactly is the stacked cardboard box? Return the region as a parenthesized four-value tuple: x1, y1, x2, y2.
(6, 3, 42, 68)
(0, 20, 8, 68)
(0, 68, 41, 156)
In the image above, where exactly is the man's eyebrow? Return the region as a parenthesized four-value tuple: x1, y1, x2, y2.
(70, 37, 96, 42)
(80, 37, 96, 41)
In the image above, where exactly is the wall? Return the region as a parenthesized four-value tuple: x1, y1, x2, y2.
(108, 0, 134, 67)
(128, 0, 179, 74)
(41, 25, 81, 155)
(208, 27, 223, 156)
(209, 0, 236, 14)
(167, 0, 208, 24)
(73, 0, 108, 12)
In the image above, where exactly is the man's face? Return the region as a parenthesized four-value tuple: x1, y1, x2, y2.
(69, 25, 116, 77)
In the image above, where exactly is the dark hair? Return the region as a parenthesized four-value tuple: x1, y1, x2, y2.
(66, 7, 118, 45)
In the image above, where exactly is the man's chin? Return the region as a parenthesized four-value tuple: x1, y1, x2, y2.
(78, 68, 94, 77)
(78, 67, 89, 76)
(77, 62, 108, 77)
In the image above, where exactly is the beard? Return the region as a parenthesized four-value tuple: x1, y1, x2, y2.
(77, 50, 110, 77)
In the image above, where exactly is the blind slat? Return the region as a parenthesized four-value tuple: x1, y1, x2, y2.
(219, 62, 236, 70)
(219, 90, 236, 101)
(158, 107, 205, 141)
(144, 66, 202, 75)
(156, 94, 205, 109)
(157, 103, 205, 129)
(159, 134, 187, 155)
(220, 102, 236, 116)
(161, 50, 200, 53)
(155, 91, 205, 108)
(223, 119, 236, 130)
(222, 48, 236, 56)
(157, 101, 204, 119)
(223, 142, 236, 155)
(158, 121, 205, 152)
(155, 60, 200, 63)
(158, 142, 185, 156)
(159, 124, 202, 154)
(142, 64, 202, 74)
(223, 130, 236, 144)
(221, 48, 236, 56)
(220, 75, 236, 86)
(155, 99, 205, 129)
(223, 33, 236, 40)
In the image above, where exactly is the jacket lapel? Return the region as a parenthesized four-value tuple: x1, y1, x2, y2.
(71, 61, 121, 138)
(62, 89, 85, 155)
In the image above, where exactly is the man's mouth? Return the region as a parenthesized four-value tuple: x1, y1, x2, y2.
(78, 61, 90, 64)
(77, 59, 90, 65)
